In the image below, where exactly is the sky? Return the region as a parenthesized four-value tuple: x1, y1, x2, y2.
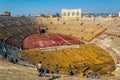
(0, 0, 120, 16)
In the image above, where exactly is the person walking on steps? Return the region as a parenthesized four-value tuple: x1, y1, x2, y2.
(37, 61, 42, 76)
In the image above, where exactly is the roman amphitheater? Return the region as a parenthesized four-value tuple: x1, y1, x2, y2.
(0, 9, 120, 79)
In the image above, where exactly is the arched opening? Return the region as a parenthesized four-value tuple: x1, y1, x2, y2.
(68, 12, 70, 16)
(76, 12, 79, 16)
(41, 29, 46, 33)
(64, 12, 66, 16)
(72, 12, 75, 16)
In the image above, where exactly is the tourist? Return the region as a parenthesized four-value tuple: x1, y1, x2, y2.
(55, 63, 59, 74)
(46, 68, 50, 74)
(2, 53, 8, 61)
(85, 72, 91, 78)
(83, 61, 87, 67)
(9, 57, 15, 64)
(69, 65, 74, 76)
(91, 72, 99, 78)
(41, 68, 46, 76)
(70, 70, 74, 76)
(15, 58, 19, 64)
(37, 61, 42, 76)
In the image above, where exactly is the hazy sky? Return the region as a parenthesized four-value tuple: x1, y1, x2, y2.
(0, 0, 120, 16)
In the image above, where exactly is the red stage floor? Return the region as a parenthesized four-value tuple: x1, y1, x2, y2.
(23, 34, 84, 49)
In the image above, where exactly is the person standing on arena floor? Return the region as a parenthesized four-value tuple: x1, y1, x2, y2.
(37, 61, 42, 76)
(55, 63, 59, 74)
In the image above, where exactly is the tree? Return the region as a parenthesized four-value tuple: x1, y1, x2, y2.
(56, 13, 60, 17)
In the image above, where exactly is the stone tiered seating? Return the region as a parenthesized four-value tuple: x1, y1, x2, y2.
(20, 44, 114, 75)
(47, 24, 106, 42)
(0, 16, 33, 27)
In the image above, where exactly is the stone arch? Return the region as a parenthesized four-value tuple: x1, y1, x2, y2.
(72, 12, 75, 16)
(68, 12, 70, 16)
(63, 12, 66, 16)
(76, 11, 79, 16)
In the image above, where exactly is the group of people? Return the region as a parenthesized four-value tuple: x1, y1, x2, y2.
(37, 62, 100, 79)
(85, 72, 99, 79)
(2, 52, 19, 64)
(37, 61, 59, 76)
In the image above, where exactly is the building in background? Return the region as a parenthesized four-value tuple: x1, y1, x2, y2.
(61, 8, 82, 18)
(0, 11, 11, 16)
(119, 10, 120, 17)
